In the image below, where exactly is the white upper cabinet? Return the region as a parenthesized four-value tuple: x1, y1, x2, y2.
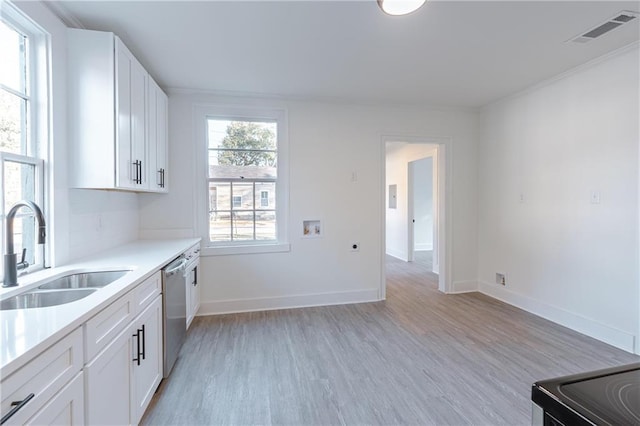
(67, 28, 168, 193)
(147, 77, 169, 192)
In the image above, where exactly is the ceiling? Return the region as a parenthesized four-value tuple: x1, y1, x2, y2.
(45, 0, 640, 108)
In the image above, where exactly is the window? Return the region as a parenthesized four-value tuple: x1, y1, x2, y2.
(197, 106, 288, 255)
(208, 118, 278, 242)
(0, 7, 48, 281)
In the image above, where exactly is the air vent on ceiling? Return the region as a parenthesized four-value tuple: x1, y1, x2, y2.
(569, 10, 639, 43)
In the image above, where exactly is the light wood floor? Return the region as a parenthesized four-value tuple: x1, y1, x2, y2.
(142, 256, 639, 425)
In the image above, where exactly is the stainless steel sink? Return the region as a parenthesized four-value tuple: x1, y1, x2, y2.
(0, 289, 97, 310)
(37, 270, 130, 290)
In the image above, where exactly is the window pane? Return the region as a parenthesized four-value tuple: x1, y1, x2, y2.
(0, 90, 27, 155)
(232, 211, 254, 241)
(4, 160, 36, 211)
(255, 210, 276, 240)
(4, 160, 36, 267)
(210, 182, 230, 211)
(210, 212, 231, 242)
(12, 216, 36, 266)
(0, 20, 26, 93)
(255, 182, 275, 209)
(208, 119, 277, 179)
(232, 183, 253, 210)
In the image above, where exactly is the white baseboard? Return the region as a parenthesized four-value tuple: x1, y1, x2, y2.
(478, 281, 636, 354)
(414, 244, 433, 251)
(197, 288, 380, 316)
(385, 248, 408, 261)
(449, 280, 478, 293)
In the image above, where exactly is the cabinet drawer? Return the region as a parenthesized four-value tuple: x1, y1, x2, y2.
(133, 271, 161, 316)
(0, 328, 83, 425)
(84, 292, 134, 361)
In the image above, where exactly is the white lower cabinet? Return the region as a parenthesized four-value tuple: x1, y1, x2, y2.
(84, 273, 163, 425)
(26, 373, 85, 425)
(0, 328, 83, 426)
(185, 261, 200, 330)
(84, 324, 133, 425)
(131, 296, 162, 424)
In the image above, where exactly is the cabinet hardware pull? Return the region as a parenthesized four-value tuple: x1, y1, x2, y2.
(161, 168, 165, 188)
(1, 393, 35, 424)
(133, 160, 142, 184)
(133, 329, 141, 365)
(157, 169, 163, 187)
(141, 324, 146, 360)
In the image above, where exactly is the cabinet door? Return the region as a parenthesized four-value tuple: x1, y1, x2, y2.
(115, 38, 147, 190)
(84, 326, 132, 425)
(186, 264, 199, 329)
(26, 373, 84, 426)
(131, 295, 163, 424)
(147, 77, 168, 193)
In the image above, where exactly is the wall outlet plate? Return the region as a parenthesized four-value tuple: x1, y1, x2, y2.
(496, 272, 506, 286)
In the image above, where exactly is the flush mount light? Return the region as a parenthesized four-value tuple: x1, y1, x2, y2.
(378, 0, 426, 16)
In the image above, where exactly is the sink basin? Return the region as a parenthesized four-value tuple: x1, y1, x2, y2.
(37, 270, 130, 290)
(0, 289, 97, 310)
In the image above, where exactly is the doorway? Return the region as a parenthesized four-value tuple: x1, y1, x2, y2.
(381, 136, 450, 298)
(408, 155, 437, 274)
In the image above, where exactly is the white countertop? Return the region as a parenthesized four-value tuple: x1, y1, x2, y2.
(0, 238, 200, 378)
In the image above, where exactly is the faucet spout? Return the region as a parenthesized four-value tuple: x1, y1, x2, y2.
(3, 200, 46, 288)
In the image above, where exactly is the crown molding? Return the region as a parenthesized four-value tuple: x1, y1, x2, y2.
(483, 40, 640, 110)
(41, 0, 85, 29)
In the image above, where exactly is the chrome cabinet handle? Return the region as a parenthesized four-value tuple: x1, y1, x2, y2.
(1, 393, 35, 424)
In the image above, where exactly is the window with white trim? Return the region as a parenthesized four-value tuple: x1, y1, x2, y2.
(0, 8, 48, 280)
(208, 118, 278, 242)
(198, 106, 289, 254)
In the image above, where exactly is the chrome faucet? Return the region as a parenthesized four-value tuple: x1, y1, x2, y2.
(3, 201, 46, 287)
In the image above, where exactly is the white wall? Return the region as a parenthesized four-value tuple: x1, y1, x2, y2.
(13, 1, 140, 265)
(385, 143, 436, 260)
(477, 45, 640, 354)
(413, 157, 433, 251)
(139, 92, 478, 313)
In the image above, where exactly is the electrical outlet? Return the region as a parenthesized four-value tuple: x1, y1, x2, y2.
(350, 242, 360, 252)
(496, 272, 506, 286)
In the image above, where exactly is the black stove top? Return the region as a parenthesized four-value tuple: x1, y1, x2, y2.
(532, 363, 640, 426)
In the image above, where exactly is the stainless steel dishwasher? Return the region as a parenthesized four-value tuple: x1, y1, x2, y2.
(162, 255, 187, 378)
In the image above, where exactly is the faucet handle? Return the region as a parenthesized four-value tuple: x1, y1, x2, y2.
(16, 248, 29, 271)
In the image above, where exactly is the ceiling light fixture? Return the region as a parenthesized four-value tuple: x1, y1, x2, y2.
(377, 0, 426, 16)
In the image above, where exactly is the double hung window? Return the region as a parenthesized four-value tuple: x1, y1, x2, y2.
(198, 106, 288, 255)
(0, 8, 47, 279)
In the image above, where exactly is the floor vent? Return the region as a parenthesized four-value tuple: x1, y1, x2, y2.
(569, 11, 638, 43)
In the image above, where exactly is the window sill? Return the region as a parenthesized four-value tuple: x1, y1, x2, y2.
(201, 242, 290, 256)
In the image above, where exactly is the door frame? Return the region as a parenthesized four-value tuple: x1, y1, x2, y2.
(380, 135, 452, 298)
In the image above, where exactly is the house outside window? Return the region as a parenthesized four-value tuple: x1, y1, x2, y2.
(260, 190, 269, 207)
(0, 8, 48, 281)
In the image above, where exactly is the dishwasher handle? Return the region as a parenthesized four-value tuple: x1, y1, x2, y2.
(164, 258, 187, 276)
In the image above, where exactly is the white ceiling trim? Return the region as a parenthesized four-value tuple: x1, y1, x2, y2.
(481, 39, 640, 110)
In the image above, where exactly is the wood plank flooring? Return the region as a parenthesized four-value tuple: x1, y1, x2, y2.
(142, 256, 639, 425)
